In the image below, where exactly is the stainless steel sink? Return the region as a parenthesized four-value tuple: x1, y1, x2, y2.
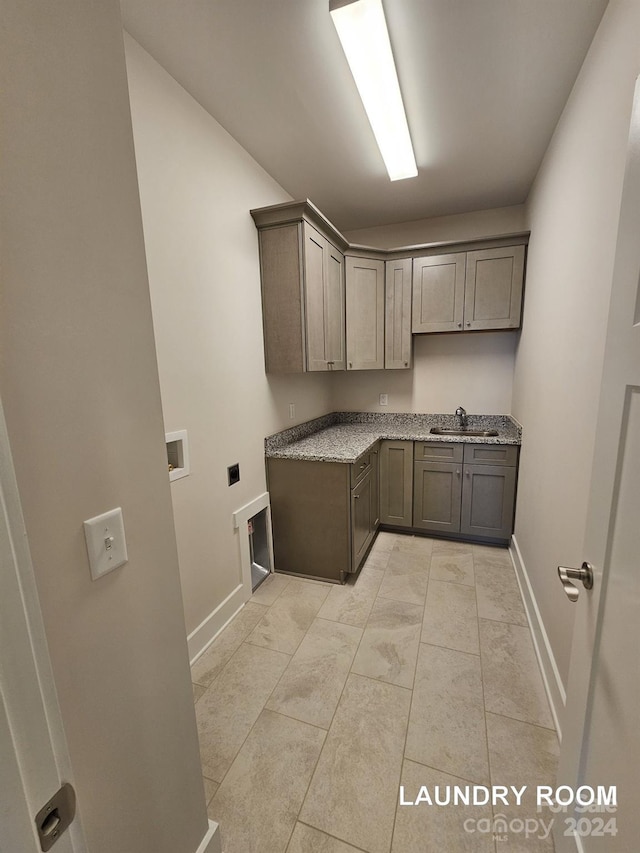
(429, 427, 499, 437)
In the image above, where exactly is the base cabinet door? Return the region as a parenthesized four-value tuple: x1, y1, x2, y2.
(379, 440, 413, 527)
(351, 469, 374, 569)
(413, 461, 462, 533)
(460, 464, 516, 540)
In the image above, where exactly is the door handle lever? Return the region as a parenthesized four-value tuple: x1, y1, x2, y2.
(557, 562, 594, 603)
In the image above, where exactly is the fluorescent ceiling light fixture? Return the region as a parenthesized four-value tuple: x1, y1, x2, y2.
(330, 0, 417, 181)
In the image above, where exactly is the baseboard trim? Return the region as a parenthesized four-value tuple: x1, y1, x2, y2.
(194, 819, 221, 853)
(509, 535, 566, 740)
(188, 584, 245, 666)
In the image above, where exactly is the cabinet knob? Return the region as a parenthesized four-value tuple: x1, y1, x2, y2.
(466, 322, 471, 327)
(354, 494, 360, 500)
(457, 323, 462, 328)
(456, 469, 461, 475)
(349, 362, 352, 368)
(404, 361, 408, 366)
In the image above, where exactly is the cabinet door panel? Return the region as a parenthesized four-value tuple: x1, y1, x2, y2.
(379, 440, 413, 527)
(385, 258, 412, 368)
(351, 470, 373, 570)
(464, 246, 524, 330)
(325, 244, 346, 370)
(460, 464, 516, 540)
(346, 257, 384, 370)
(412, 253, 466, 333)
(413, 461, 462, 532)
(304, 224, 329, 371)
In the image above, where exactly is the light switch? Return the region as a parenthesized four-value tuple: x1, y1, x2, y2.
(379, 393, 388, 406)
(83, 507, 128, 580)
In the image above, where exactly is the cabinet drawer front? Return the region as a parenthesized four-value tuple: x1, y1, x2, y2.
(463, 444, 518, 467)
(351, 451, 373, 486)
(414, 442, 463, 463)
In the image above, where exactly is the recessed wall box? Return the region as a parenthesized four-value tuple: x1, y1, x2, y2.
(166, 430, 190, 481)
(228, 463, 240, 486)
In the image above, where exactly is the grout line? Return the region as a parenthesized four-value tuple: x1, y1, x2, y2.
(294, 819, 371, 853)
(485, 708, 559, 736)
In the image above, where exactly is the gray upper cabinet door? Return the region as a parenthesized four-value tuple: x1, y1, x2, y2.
(345, 256, 384, 370)
(413, 461, 463, 533)
(384, 258, 412, 368)
(460, 463, 517, 540)
(412, 253, 466, 333)
(464, 245, 525, 331)
(303, 222, 346, 371)
(379, 440, 413, 527)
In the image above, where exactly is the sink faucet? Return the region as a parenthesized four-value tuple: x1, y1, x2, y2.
(455, 406, 468, 428)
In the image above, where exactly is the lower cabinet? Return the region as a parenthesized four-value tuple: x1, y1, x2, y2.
(267, 444, 379, 583)
(381, 440, 519, 544)
(379, 440, 413, 527)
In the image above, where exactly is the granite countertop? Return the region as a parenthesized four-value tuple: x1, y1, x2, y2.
(265, 412, 522, 464)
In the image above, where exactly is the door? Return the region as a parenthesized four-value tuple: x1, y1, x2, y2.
(379, 440, 413, 527)
(413, 461, 462, 533)
(325, 242, 346, 371)
(412, 253, 466, 333)
(0, 400, 86, 853)
(460, 464, 515, 540)
(351, 469, 373, 570)
(384, 258, 412, 368)
(464, 245, 524, 330)
(553, 79, 640, 852)
(345, 256, 384, 370)
(303, 223, 345, 372)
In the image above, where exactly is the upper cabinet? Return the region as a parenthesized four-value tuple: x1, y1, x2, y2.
(412, 245, 525, 334)
(345, 256, 385, 370)
(252, 203, 345, 373)
(251, 200, 528, 373)
(385, 258, 413, 369)
(305, 223, 346, 371)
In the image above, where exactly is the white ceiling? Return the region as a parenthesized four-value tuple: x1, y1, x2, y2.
(120, 0, 609, 232)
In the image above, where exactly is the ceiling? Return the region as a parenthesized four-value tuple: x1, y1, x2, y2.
(120, 0, 609, 232)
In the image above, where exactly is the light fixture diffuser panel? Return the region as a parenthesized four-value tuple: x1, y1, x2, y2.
(331, 0, 417, 180)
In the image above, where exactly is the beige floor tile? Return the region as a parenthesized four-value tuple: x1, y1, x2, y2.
(318, 566, 384, 628)
(191, 601, 269, 687)
(429, 550, 475, 586)
(472, 543, 512, 568)
(352, 597, 422, 688)
(208, 709, 325, 853)
(431, 539, 473, 556)
(202, 776, 218, 805)
(246, 579, 330, 654)
(486, 713, 559, 852)
(286, 823, 364, 853)
(300, 673, 411, 853)
(364, 547, 392, 570)
(480, 619, 554, 728)
(378, 554, 429, 606)
(392, 759, 494, 852)
(266, 618, 362, 728)
(406, 643, 489, 784)
(192, 683, 206, 703)
(251, 571, 292, 605)
(195, 642, 290, 781)
(422, 580, 479, 654)
(475, 562, 528, 626)
(370, 530, 400, 553)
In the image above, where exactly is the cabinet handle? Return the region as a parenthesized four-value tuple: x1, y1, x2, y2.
(354, 494, 360, 500)
(456, 469, 461, 475)
(457, 323, 462, 328)
(349, 362, 352, 368)
(359, 463, 366, 469)
(466, 469, 470, 476)
(404, 361, 408, 366)
(466, 322, 471, 327)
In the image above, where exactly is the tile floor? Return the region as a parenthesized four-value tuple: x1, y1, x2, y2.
(192, 533, 559, 853)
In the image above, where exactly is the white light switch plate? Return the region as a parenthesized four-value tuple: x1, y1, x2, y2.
(379, 393, 388, 406)
(83, 507, 128, 580)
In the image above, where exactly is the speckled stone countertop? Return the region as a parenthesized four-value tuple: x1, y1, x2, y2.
(265, 412, 522, 464)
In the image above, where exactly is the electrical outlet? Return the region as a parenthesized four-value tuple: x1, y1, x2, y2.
(379, 393, 388, 406)
(289, 403, 295, 420)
